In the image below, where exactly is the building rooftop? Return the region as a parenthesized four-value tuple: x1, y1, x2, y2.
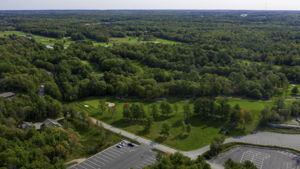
(42, 118, 62, 128)
(0, 92, 16, 99)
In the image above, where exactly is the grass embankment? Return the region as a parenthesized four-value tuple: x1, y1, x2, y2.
(69, 97, 269, 151)
(259, 126, 300, 134)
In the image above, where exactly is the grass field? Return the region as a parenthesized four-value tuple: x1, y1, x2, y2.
(95, 36, 180, 46)
(0, 31, 60, 46)
(0, 31, 179, 47)
(222, 97, 273, 132)
(285, 84, 300, 97)
(69, 97, 271, 151)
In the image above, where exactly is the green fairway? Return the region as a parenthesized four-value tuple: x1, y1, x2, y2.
(69, 97, 270, 151)
(285, 84, 300, 97)
(222, 97, 273, 132)
(0, 31, 25, 36)
(0, 31, 179, 48)
(0, 31, 59, 46)
(106, 36, 180, 45)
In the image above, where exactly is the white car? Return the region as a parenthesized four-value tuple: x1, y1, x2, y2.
(117, 142, 126, 148)
(116, 144, 123, 148)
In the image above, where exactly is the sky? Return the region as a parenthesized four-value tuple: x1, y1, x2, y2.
(1, 0, 300, 10)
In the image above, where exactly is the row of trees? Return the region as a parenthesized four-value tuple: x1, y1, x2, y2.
(194, 98, 253, 129)
(118, 98, 253, 138)
(122, 101, 173, 121)
(146, 152, 211, 169)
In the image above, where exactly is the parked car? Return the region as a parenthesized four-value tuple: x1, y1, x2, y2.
(116, 143, 124, 148)
(128, 143, 134, 147)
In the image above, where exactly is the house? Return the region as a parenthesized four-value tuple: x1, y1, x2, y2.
(40, 118, 62, 130)
(19, 118, 63, 130)
(0, 92, 16, 99)
(19, 121, 35, 130)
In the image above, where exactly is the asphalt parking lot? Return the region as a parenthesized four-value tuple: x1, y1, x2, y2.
(210, 146, 300, 169)
(71, 141, 157, 169)
(225, 132, 300, 151)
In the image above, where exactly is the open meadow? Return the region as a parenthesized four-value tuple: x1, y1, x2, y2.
(69, 97, 272, 151)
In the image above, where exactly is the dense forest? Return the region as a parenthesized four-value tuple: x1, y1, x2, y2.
(1, 10, 300, 168)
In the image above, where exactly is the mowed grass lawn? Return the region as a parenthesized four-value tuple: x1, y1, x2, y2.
(222, 97, 273, 132)
(69, 97, 271, 151)
(0, 31, 180, 47)
(285, 84, 300, 96)
(94, 36, 180, 46)
(0, 31, 59, 46)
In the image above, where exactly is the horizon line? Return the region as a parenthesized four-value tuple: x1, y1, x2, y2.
(1, 9, 300, 11)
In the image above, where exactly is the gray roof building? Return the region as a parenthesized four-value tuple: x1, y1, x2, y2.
(40, 118, 62, 129)
(0, 92, 16, 99)
(20, 121, 35, 130)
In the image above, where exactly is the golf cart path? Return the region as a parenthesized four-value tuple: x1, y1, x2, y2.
(91, 118, 300, 168)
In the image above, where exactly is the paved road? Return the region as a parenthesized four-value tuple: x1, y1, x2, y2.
(91, 117, 300, 169)
(91, 118, 177, 154)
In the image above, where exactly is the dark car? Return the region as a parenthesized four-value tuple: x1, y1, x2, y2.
(128, 143, 135, 147)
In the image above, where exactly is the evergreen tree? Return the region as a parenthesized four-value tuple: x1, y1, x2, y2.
(292, 86, 299, 95)
(150, 104, 159, 120)
(160, 123, 170, 138)
(183, 104, 192, 122)
(160, 101, 173, 117)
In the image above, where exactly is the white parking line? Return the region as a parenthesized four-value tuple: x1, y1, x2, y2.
(97, 154, 113, 161)
(101, 152, 116, 159)
(89, 158, 105, 166)
(80, 162, 96, 169)
(77, 165, 88, 169)
(134, 157, 156, 169)
(240, 150, 270, 169)
(87, 159, 102, 168)
(110, 148, 125, 154)
(84, 161, 99, 169)
(93, 155, 109, 163)
(108, 149, 125, 156)
(116, 147, 130, 153)
(105, 151, 120, 157)
(72, 166, 82, 169)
